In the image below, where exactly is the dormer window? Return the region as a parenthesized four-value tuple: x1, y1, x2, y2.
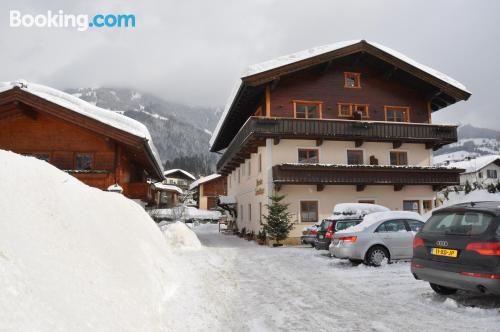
(344, 72, 361, 88)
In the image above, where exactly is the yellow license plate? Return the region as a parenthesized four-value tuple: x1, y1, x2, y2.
(431, 248, 458, 257)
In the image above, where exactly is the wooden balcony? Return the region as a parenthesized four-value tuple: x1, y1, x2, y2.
(217, 116, 458, 174)
(272, 163, 464, 191)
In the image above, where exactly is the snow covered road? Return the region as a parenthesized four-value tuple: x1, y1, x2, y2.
(167, 224, 500, 331)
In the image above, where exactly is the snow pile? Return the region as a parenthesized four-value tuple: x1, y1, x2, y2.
(0, 150, 173, 331)
(184, 206, 222, 220)
(163, 168, 196, 180)
(161, 222, 202, 249)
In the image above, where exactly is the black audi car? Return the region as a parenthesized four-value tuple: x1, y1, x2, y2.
(411, 201, 500, 295)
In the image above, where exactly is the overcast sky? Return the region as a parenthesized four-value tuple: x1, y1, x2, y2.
(2, 0, 499, 129)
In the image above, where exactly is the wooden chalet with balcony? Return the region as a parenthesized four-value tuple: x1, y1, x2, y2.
(210, 40, 469, 242)
(0, 81, 164, 205)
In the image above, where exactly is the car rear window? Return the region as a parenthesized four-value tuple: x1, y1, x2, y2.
(422, 212, 494, 236)
(320, 221, 333, 231)
(335, 220, 359, 231)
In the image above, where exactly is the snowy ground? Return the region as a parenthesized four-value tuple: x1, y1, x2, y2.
(171, 224, 500, 332)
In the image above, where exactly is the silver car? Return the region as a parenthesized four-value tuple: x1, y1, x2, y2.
(329, 211, 425, 266)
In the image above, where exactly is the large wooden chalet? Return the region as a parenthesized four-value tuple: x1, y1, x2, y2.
(0, 81, 164, 204)
(210, 40, 469, 241)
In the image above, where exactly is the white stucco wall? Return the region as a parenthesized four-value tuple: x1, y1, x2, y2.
(226, 138, 436, 237)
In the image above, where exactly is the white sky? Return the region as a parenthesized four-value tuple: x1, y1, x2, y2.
(1, 0, 499, 129)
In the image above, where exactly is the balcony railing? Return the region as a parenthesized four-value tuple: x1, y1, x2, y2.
(272, 163, 463, 190)
(217, 117, 458, 174)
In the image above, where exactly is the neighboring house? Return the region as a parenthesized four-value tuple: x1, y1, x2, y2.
(0, 81, 164, 205)
(447, 155, 500, 186)
(209, 40, 469, 241)
(189, 174, 227, 210)
(163, 168, 196, 191)
(151, 182, 183, 208)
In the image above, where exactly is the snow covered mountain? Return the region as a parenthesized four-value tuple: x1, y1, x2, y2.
(433, 125, 500, 165)
(65, 87, 222, 176)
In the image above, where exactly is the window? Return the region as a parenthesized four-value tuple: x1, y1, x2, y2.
(406, 220, 424, 232)
(294, 101, 322, 119)
(238, 168, 241, 183)
(390, 151, 408, 166)
(385, 106, 409, 122)
(344, 72, 361, 88)
(240, 205, 243, 221)
(403, 200, 420, 213)
(353, 104, 369, 118)
(338, 103, 352, 117)
(478, 172, 483, 179)
(422, 212, 493, 236)
(300, 201, 318, 223)
(298, 149, 319, 163)
(347, 149, 364, 165)
(376, 220, 407, 233)
(487, 170, 498, 179)
(338, 103, 369, 118)
(258, 154, 262, 173)
(75, 153, 93, 170)
(248, 204, 252, 221)
(358, 200, 375, 204)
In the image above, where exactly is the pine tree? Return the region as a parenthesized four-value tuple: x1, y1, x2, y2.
(487, 183, 497, 193)
(464, 180, 472, 194)
(262, 195, 294, 245)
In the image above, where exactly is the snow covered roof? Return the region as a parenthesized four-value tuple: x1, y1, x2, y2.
(189, 174, 222, 190)
(163, 169, 196, 181)
(243, 40, 468, 92)
(447, 155, 500, 174)
(218, 195, 236, 205)
(0, 80, 164, 177)
(152, 183, 183, 194)
(210, 40, 471, 151)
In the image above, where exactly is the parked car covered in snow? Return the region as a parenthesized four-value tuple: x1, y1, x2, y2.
(314, 203, 389, 250)
(330, 211, 425, 265)
(412, 201, 500, 295)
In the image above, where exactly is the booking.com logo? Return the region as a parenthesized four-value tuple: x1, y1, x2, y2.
(9, 10, 136, 31)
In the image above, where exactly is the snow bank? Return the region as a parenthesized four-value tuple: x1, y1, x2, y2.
(0, 150, 173, 331)
(161, 221, 202, 249)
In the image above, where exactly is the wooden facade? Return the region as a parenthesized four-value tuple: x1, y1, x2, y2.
(194, 176, 227, 210)
(0, 86, 163, 203)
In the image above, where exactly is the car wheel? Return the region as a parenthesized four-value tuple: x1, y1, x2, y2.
(366, 246, 389, 266)
(430, 283, 457, 295)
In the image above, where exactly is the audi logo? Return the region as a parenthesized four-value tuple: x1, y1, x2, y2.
(436, 240, 448, 247)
